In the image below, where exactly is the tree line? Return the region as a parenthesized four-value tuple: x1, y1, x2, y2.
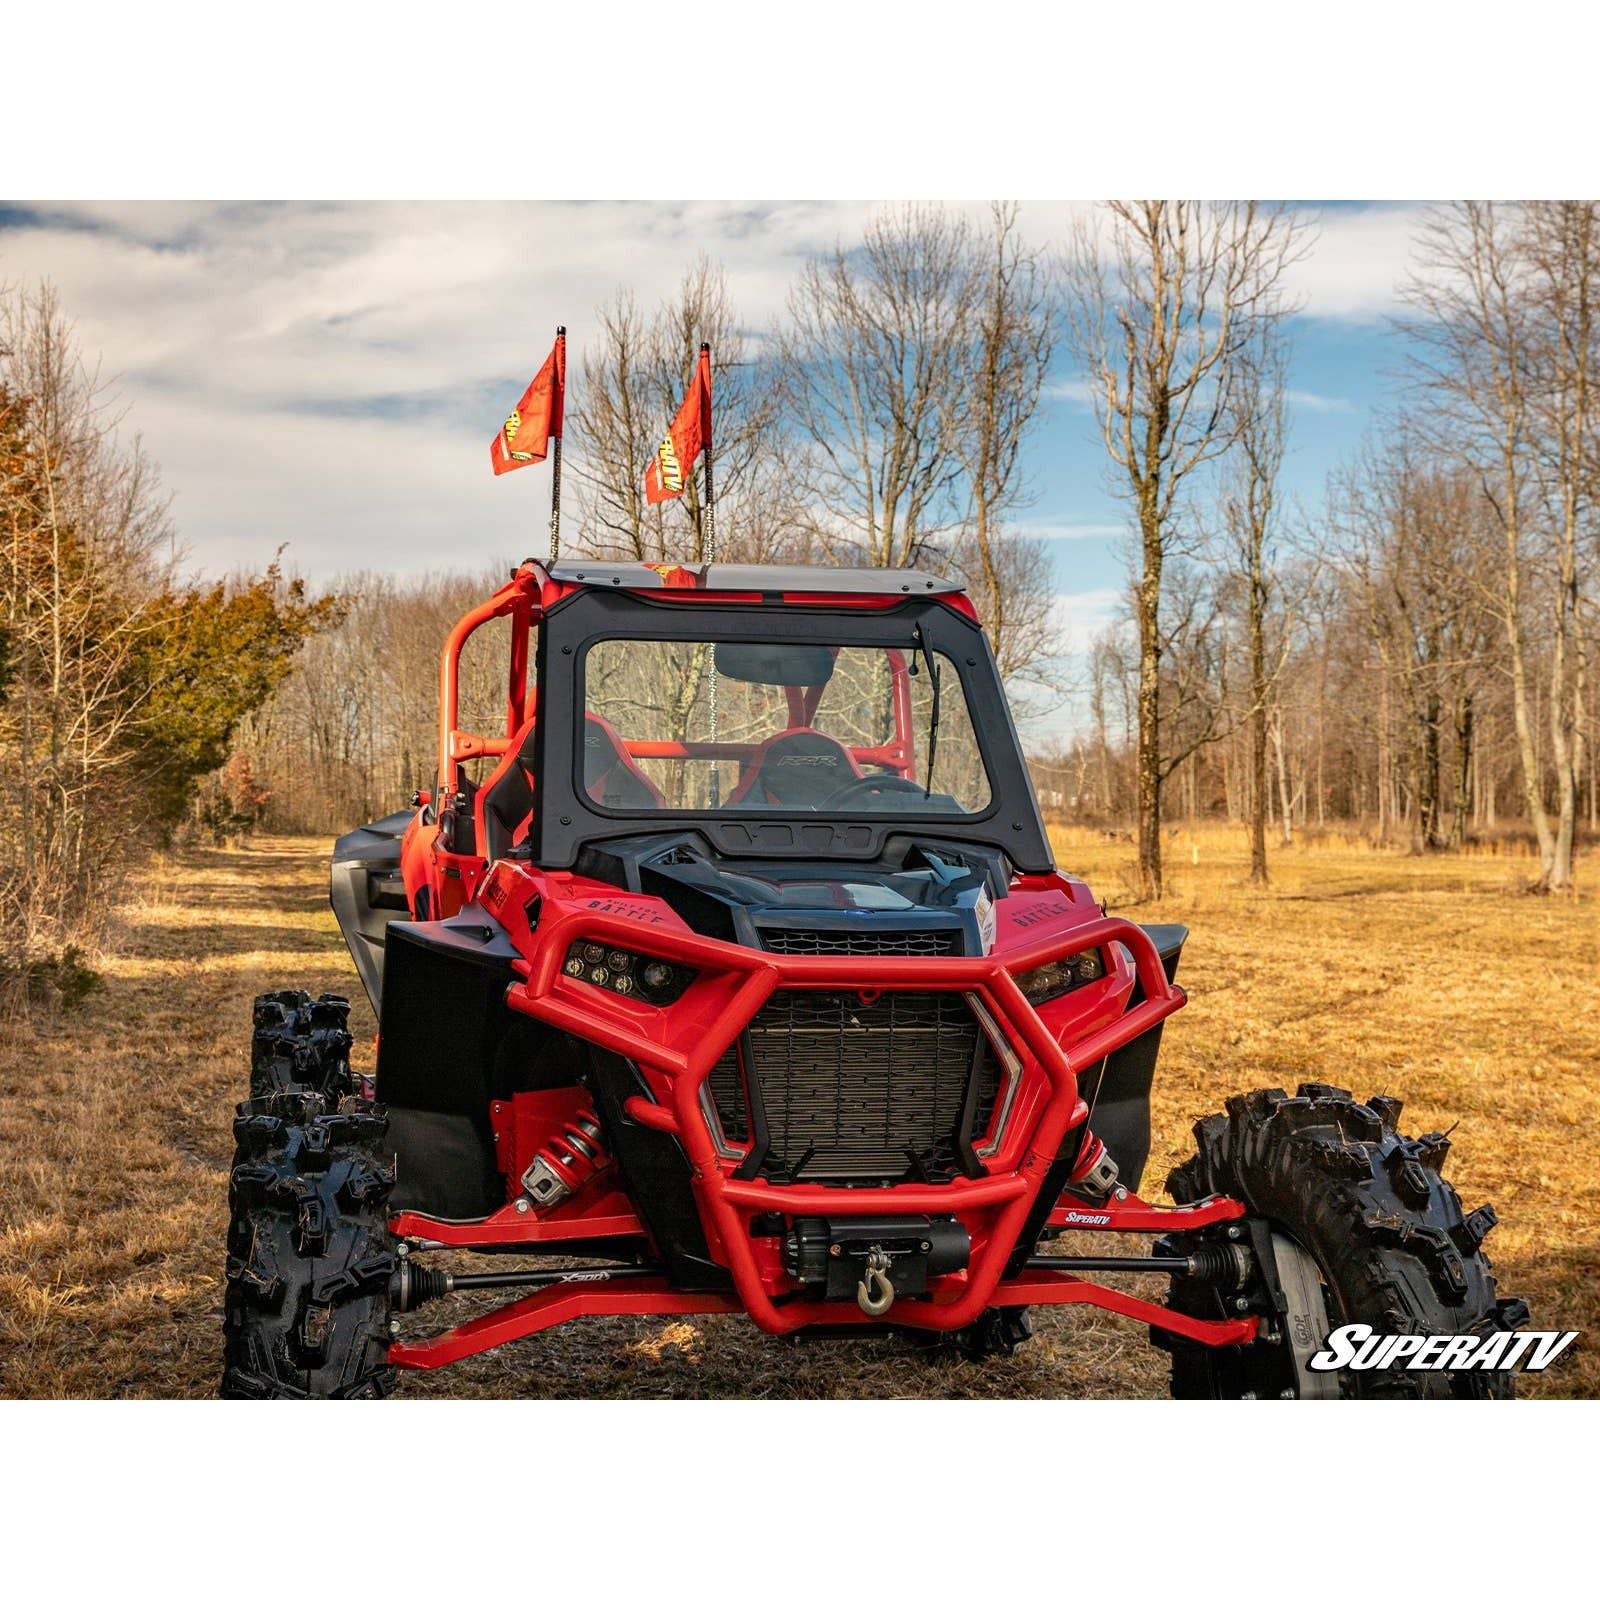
(246, 201, 1596, 895)
(0, 285, 338, 1008)
(565, 203, 1059, 684)
(238, 202, 1067, 832)
(7, 200, 1596, 975)
(1036, 201, 1597, 893)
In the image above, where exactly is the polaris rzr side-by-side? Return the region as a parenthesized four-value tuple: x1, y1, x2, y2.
(222, 559, 1527, 1398)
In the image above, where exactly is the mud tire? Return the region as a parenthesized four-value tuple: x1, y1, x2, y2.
(221, 1090, 397, 1398)
(249, 990, 357, 1101)
(1162, 1083, 1527, 1399)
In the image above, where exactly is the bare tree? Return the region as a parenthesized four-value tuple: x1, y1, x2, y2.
(776, 204, 977, 569)
(1, 284, 176, 937)
(1220, 323, 1292, 882)
(1063, 201, 1306, 894)
(1523, 201, 1596, 887)
(1156, 558, 1231, 796)
(1334, 436, 1492, 852)
(568, 289, 655, 559)
(1401, 201, 1597, 888)
(1404, 205, 1547, 869)
(570, 259, 794, 567)
(943, 203, 1058, 682)
(237, 567, 507, 832)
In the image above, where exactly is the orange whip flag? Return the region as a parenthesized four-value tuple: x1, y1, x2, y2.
(490, 330, 565, 476)
(644, 345, 712, 504)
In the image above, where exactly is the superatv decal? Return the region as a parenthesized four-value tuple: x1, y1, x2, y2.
(503, 409, 536, 463)
(655, 435, 683, 494)
(1310, 1322, 1577, 1374)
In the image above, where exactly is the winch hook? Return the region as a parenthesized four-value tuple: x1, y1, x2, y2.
(857, 1247, 895, 1317)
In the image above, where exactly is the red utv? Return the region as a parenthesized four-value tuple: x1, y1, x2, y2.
(223, 559, 1525, 1397)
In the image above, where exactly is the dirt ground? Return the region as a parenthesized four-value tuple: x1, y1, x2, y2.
(2, 827, 1596, 1399)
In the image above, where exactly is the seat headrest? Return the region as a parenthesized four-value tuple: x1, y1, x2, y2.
(734, 729, 861, 808)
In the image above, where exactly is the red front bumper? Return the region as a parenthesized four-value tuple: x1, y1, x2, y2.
(389, 894, 1259, 1369)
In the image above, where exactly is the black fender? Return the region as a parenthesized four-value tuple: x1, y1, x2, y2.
(330, 809, 413, 1013)
(1078, 922, 1188, 1190)
(375, 907, 520, 1218)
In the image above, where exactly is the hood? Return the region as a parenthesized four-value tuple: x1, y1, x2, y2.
(573, 831, 1010, 955)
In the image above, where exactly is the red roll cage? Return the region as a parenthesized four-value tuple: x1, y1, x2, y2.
(434, 561, 926, 810)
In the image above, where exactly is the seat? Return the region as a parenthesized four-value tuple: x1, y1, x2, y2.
(478, 722, 538, 863)
(583, 715, 667, 810)
(726, 729, 864, 809)
(477, 712, 666, 862)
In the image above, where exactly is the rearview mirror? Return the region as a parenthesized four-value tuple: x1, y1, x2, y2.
(714, 642, 836, 688)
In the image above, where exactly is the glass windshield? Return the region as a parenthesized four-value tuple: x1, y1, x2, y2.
(580, 635, 993, 815)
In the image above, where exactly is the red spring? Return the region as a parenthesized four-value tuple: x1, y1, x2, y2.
(522, 1112, 612, 1207)
(1064, 1131, 1121, 1199)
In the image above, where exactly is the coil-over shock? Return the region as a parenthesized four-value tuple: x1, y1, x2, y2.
(520, 1111, 611, 1207)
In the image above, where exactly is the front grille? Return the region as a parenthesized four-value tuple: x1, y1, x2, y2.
(758, 927, 963, 957)
(708, 1045, 748, 1144)
(712, 989, 998, 1182)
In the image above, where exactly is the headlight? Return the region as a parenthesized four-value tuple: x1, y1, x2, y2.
(1014, 949, 1105, 1006)
(562, 941, 694, 1005)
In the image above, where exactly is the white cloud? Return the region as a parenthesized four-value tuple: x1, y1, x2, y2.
(1046, 586, 1124, 654)
(0, 201, 898, 579)
(1044, 375, 1098, 409)
(1284, 202, 1426, 321)
(0, 199, 1414, 583)
(1014, 519, 1127, 544)
(1287, 387, 1357, 414)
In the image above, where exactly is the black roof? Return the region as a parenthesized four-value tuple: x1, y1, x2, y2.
(546, 561, 964, 596)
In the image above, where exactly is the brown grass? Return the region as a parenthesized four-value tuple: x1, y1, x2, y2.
(2, 827, 1595, 1399)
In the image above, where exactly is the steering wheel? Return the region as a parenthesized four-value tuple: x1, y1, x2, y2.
(818, 773, 931, 809)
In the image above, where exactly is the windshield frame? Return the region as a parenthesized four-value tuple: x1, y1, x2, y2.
(528, 587, 1053, 872)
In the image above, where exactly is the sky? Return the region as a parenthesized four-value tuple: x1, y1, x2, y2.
(0, 199, 1422, 735)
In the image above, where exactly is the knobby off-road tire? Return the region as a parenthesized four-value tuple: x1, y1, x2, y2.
(1163, 1083, 1528, 1399)
(250, 990, 356, 1100)
(222, 1090, 398, 1398)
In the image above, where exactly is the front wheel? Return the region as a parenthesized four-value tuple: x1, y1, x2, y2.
(250, 989, 356, 1100)
(1161, 1083, 1527, 1399)
(222, 1090, 397, 1398)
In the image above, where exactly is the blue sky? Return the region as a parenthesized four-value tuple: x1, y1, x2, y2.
(0, 200, 1421, 735)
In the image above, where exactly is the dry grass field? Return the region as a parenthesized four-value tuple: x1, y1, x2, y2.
(2, 826, 1596, 1399)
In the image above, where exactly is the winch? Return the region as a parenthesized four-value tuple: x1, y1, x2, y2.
(782, 1215, 970, 1315)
